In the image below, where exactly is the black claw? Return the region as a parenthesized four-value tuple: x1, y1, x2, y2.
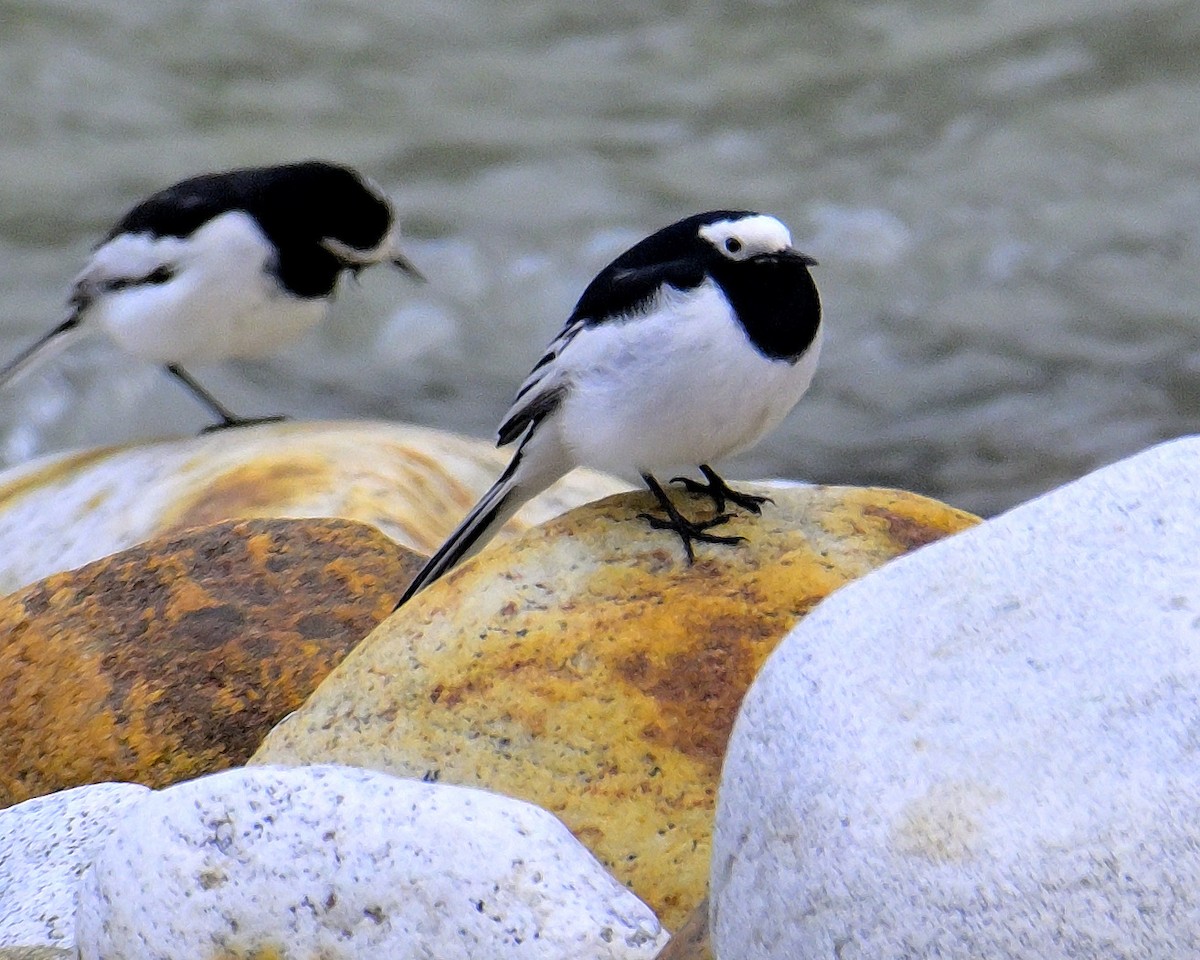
(199, 414, 288, 435)
(672, 464, 773, 515)
(640, 472, 749, 564)
(636, 511, 743, 563)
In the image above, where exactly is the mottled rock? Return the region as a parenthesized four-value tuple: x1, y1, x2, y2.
(76, 765, 667, 960)
(712, 438, 1200, 958)
(0, 518, 421, 808)
(253, 484, 978, 927)
(0, 420, 627, 594)
(0, 782, 150, 951)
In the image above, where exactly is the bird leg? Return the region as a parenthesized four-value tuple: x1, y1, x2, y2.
(164, 364, 286, 434)
(638, 473, 743, 564)
(671, 463, 773, 515)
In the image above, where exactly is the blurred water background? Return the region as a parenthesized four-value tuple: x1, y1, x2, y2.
(0, 0, 1196, 516)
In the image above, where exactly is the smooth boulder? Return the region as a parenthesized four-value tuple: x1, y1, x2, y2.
(253, 483, 979, 927)
(712, 437, 1200, 958)
(0, 782, 150, 951)
(0, 420, 626, 594)
(76, 765, 667, 960)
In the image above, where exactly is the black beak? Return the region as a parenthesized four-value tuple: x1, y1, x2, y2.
(761, 248, 818, 267)
(391, 252, 426, 283)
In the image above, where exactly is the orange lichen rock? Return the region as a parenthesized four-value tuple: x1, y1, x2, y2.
(0, 518, 423, 808)
(252, 484, 979, 927)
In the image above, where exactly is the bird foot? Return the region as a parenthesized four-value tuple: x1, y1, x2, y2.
(637, 510, 744, 564)
(199, 414, 288, 435)
(671, 465, 773, 515)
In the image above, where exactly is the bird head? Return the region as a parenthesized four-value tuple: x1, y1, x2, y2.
(321, 229, 424, 282)
(314, 165, 424, 282)
(698, 213, 818, 269)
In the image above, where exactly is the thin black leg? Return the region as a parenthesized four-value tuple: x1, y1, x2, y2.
(671, 463, 773, 515)
(638, 472, 743, 564)
(164, 364, 285, 434)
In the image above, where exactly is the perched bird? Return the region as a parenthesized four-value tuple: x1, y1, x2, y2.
(397, 209, 821, 607)
(0, 160, 421, 430)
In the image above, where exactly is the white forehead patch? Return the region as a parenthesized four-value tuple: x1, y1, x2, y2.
(699, 214, 793, 260)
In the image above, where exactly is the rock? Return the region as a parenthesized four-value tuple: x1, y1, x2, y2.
(0, 782, 150, 951)
(252, 484, 979, 927)
(651, 899, 711, 960)
(0, 420, 627, 594)
(0, 517, 421, 808)
(75, 765, 668, 960)
(711, 437, 1200, 958)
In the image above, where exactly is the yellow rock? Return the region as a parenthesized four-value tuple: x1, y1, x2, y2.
(0, 420, 626, 594)
(253, 483, 980, 928)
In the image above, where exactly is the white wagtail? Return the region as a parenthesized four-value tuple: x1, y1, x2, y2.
(0, 160, 421, 430)
(396, 209, 821, 607)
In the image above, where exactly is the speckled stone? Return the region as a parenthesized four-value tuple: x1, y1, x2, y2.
(0, 420, 627, 594)
(0, 518, 421, 808)
(252, 484, 979, 927)
(76, 765, 668, 960)
(712, 437, 1200, 958)
(0, 782, 150, 951)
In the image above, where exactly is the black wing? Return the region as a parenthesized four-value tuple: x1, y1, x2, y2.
(105, 172, 243, 243)
(568, 257, 706, 328)
(108, 161, 387, 241)
(567, 208, 752, 326)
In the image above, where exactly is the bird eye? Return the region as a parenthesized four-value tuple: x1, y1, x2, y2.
(724, 238, 742, 254)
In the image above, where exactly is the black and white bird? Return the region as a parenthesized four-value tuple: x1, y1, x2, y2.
(0, 160, 421, 430)
(397, 209, 821, 606)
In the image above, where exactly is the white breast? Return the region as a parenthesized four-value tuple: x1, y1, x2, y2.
(83, 211, 327, 364)
(554, 279, 821, 475)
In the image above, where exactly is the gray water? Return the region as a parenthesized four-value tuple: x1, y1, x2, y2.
(0, 0, 1196, 516)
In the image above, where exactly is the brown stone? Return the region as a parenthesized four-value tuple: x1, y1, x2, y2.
(0, 518, 423, 808)
(654, 899, 712, 960)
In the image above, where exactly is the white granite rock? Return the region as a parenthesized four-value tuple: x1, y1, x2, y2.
(77, 764, 667, 960)
(0, 782, 150, 951)
(711, 436, 1200, 958)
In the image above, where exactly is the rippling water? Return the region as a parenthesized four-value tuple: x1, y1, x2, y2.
(0, 0, 1196, 515)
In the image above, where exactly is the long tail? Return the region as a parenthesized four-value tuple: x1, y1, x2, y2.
(395, 428, 570, 609)
(0, 314, 85, 390)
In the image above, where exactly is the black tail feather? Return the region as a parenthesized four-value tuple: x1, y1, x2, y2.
(0, 314, 84, 389)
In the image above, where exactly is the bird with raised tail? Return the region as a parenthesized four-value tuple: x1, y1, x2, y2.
(0, 160, 422, 430)
(396, 209, 822, 607)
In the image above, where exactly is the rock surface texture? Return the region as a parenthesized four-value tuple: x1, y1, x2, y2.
(253, 484, 979, 927)
(0, 518, 419, 807)
(75, 765, 667, 960)
(0, 420, 627, 593)
(712, 437, 1200, 958)
(0, 782, 150, 952)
